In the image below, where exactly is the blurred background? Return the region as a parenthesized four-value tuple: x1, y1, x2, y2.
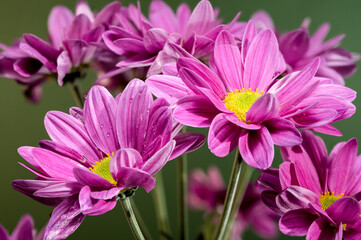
(0, 0, 360, 239)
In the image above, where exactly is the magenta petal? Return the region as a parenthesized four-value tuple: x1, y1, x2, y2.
(39, 140, 85, 165)
(247, 93, 279, 123)
(243, 29, 278, 91)
(265, 118, 302, 147)
(111, 167, 155, 193)
(84, 85, 119, 155)
(279, 209, 317, 236)
(326, 197, 361, 224)
(32, 148, 85, 181)
(94, 2, 121, 26)
(241, 20, 257, 63)
(79, 186, 117, 216)
(238, 126, 274, 169)
(184, 0, 215, 40)
(328, 138, 359, 195)
(214, 30, 242, 90)
(307, 218, 343, 240)
(146, 75, 190, 104)
(56, 51, 71, 86)
(0, 226, 8, 240)
(73, 167, 113, 188)
(110, 148, 143, 176)
(18, 146, 42, 171)
(141, 140, 176, 176)
(174, 95, 220, 127)
(48, 6, 74, 49)
(208, 114, 241, 157)
(90, 188, 124, 200)
(144, 28, 168, 53)
(170, 132, 205, 160)
(45, 111, 102, 165)
(117, 79, 152, 152)
(68, 14, 92, 40)
(10, 215, 33, 240)
(276, 186, 320, 213)
(280, 29, 309, 65)
(279, 162, 299, 190)
(34, 182, 82, 198)
(44, 196, 85, 240)
(149, 1, 178, 33)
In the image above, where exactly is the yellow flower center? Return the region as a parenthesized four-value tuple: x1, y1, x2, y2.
(319, 191, 344, 210)
(89, 155, 117, 186)
(223, 88, 263, 122)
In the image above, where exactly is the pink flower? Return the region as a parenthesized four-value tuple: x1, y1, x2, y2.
(258, 131, 361, 239)
(147, 21, 355, 169)
(101, 0, 240, 78)
(0, 215, 44, 240)
(12, 79, 204, 240)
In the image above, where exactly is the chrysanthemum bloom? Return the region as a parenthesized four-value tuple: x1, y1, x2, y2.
(147, 21, 356, 169)
(188, 166, 278, 239)
(0, 215, 44, 240)
(0, 2, 125, 101)
(102, 0, 241, 78)
(12, 79, 205, 240)
(251, 11, 359, 85)
(258, 131, 361, 239)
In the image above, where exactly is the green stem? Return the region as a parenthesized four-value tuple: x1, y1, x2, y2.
(119, 197, 145, 240)
(151, 171, 172, 240)
(69, 82, 83, 108)
(130, 198, 153, 240)
(178, 127, 188, 240)
(213, 150, 243, 240)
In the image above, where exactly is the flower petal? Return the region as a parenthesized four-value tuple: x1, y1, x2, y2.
(45, 111, 102, 165)
(247, 93, 279, 123)
(265, 118, 302, 147)
(326, 197, 361, 224)
(110, 148, 143, 175)
(117, 79, 152, 152)
(34, 182, 82, 198)
(276, 186, 320, 213)
(48, 6, 74, 49)
(239, 126, 274, 169)
(110, 167, 155, 193)
(170, 132, 205, 160)
(79, 186, 117, 216)
(279, 209, 317, 236)
(208, 114, 241, 157)
(73, 167, 113, 188)
(84, 85, 119, 155)
(44, 196, 85, 240)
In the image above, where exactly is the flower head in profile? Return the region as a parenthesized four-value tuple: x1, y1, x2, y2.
(188, 166, 278, 240)
(251, 11, 359, 85)
(147, 20, 356, 169)
(12, 79, 204, 240)
(258, 131, 361, 239)
(0, 215, 44, 240)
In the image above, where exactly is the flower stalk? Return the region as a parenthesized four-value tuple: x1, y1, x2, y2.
(213, 149, 243, 240)
(119, 196, 146, 240)
(152, 171, 172, 239)
(178, 127, 188, 240)
(69, 81, 84, 108)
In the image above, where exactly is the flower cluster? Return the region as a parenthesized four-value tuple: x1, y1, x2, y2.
(1, 0, 360, 240)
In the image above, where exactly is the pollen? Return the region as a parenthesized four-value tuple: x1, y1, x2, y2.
(89, 154, 117, 186)
(223, 88, 263, 122)
(319, 191, 344, 210)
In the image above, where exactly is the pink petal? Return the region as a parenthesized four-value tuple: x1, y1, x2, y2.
(45, 111, 102, 165)
(56, 51, 71, 86)
(110, 148, 143, 175)
(144, 28, 168, 53)
(34, 182, 82, 198)
(11, 215, 34, 240)
(44, 197, 85, 240)
(276, 186, 320, 213)
(243, 29, 278, 91)
(208, 114, 241, 157)
(117, 79, 152, 152)
(174, 95, 220, 127)
(279, 209, 317, 236)
(73, 167, 113, 188)
(326, 197, 361, 224)
(84, 86, 119, 155)
(149, 0, 178, 33)
(110, 167, 155, 193)
(170, 132, 205, 160)
(141, 140, 175, 176)
(238, 126, 274, 169)
(265, 118, 302, 147)
(79, 186, 117, 216)
(247, 93, 279, 123)
(48, 6, 74, 49)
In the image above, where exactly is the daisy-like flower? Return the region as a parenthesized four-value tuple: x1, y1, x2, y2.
(188, 166, 278, 240)
(0, 215, 44, 240)
(251, 11, 359, 85)
(147, 21, 356, 169)
(102, 0, 240, 78)
(11, 79, 205, 240)
(258, 131, 361, 239)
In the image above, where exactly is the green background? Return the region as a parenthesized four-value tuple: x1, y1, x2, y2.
(0, 0, 360, 239)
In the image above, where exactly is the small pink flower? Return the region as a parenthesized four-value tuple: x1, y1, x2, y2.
(0, 215, 44, 240)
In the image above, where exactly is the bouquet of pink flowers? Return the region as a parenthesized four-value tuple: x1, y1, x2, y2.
(1, 1, 360, 239)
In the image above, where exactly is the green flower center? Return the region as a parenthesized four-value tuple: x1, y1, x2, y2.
(89, 155, 117, 186)
(319, 191, 344, 210)
(223, 88, 263, 122)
